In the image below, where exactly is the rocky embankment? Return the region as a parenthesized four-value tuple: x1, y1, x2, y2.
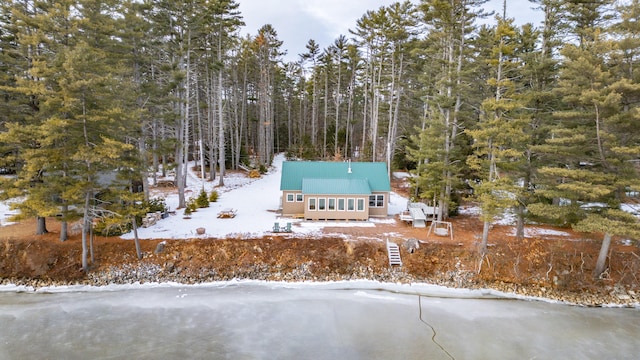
(86, 266, 638, 307)
(2, 260, 638, 308)
(1, 236, 639, 307)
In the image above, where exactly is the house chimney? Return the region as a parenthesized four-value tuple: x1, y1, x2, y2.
(348, 159, 352, 174)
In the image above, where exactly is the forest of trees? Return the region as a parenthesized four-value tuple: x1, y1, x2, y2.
(0, 0, 639, 276)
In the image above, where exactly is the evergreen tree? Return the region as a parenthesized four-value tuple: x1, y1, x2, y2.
(530, 1, 640, 278)
(2, 0, 137, 268)
(301, 39, 320, 150)
(0, 1, 29, 175)
(411, 0, 489, 218)
(351, 7, 389, 162)
(254, 24, 283, 165)
(467, 14, 529, 255)
(514, 0, 564, 239)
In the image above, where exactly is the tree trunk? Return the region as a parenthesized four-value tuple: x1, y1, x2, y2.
(515, 203, 525, 240)
(208, 80, 216, 181)
(36, 216, 48, 235)
(152, 116, 159, 186)
(195, 83, 206, 182)
(480, 220, 491, 255)
(371, 64, 382, 162)
(139, 137, 150, 201)
(334, 58, 341, 157)
(81, 192, 90, 272)
(132, 217, 142, 260)
(323, 70, 328, 158)
(386, 51, 403, 174)
(311, 70, 318, 148)
(175, 33, 193, 209)
(218, 65, 225, 186)
(60, 221, 68, 242)
(594, 233, 612, 278)
(345, 68, 355, 158)
(90, 224, 94, 264)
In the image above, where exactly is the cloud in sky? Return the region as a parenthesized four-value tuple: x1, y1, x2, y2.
(238, 0, 397, 61)
(483, 0, 542, 24)
(298, 0, 390, 39)
(238, 0, 543, 62)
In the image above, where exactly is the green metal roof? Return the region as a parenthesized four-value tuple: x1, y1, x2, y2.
(280, 161, 391, 192)
(302, 178, 371, 195)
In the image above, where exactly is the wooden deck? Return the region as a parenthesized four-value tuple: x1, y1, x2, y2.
(400, 202, 438, 228)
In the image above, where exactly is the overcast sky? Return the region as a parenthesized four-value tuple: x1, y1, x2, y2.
(237, 0, 543, 62)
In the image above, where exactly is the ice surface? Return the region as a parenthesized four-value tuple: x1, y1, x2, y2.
(0, 283, 639, 360)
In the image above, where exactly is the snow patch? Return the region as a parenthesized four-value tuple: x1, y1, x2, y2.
(0, 199, 20, 227)
(508, 227, 571, 238)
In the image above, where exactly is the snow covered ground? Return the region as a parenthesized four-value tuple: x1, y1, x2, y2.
(0, 198, 19, 227)
(119, 154, 408, 240)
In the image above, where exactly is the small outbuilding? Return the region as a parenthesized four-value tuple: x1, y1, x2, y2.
(280, 161, 391, 221)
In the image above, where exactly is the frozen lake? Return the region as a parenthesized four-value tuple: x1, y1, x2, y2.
(1, 282, 639, 359)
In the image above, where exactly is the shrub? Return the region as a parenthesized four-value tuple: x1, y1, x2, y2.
(249, 169, 261, 178)
(186, 197, 198, 213)
(143, 197, 168, 213)
(184, 206, 193, 216)
(209, 190, 219, 202)
(94, 215, 132, 237)
(196, 188, 210, 208)
(93, 198, 168, 237)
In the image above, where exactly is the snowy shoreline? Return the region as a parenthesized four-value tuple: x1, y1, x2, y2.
(2, 275, 638, 309)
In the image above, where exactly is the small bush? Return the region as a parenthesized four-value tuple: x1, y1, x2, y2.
(249, 169, 261, 178)
(94, 215, 132, 237)
(196, 188, 210, 208)
(259, 164, 268, 174)
(143, 197, 168, 213)
(209, 190, 219, 202)
(93, 198, 168, 237)
(186, 198, 198, 213)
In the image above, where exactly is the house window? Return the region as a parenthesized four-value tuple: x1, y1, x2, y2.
(328, 198, 336, 211)
(369, 194, 385, 208)
(309, 198, 316, 211)
(357, 198, 365, 211)
(347, 198, 355, 211)
(286, 193, 294, 202)
(318, 198, 326, 211)
(338, 198, 345, 211)
(296, 194, 303, 202)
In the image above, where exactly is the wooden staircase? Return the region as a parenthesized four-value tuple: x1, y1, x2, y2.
(386, 240, 402, 267)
